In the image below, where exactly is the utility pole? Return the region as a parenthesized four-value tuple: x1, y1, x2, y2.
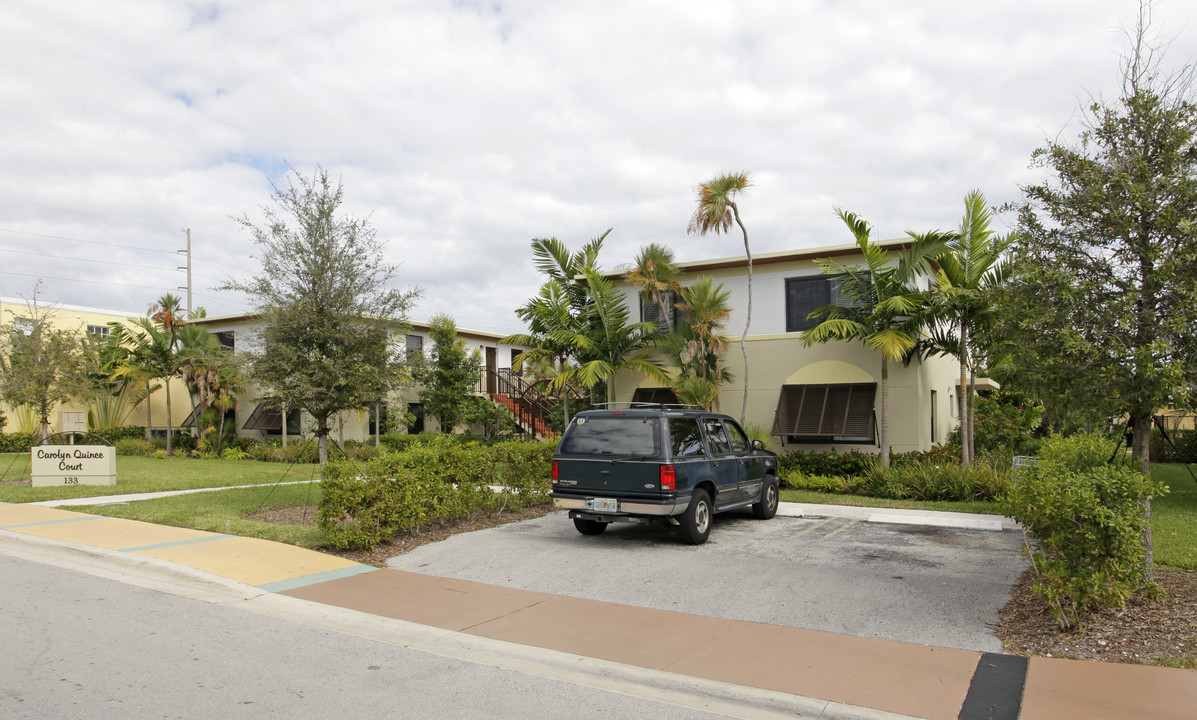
(178, 228, 192, 316)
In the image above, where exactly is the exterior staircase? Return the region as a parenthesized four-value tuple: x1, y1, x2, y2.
(487, 368, 559, 440)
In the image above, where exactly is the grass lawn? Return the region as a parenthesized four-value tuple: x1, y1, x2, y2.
(0, 453, 320, 504)
(72, 482, 329, 550)
(1151, 463, 1197, 570)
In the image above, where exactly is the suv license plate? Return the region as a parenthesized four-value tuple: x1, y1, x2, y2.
(591, 498, 618, 512)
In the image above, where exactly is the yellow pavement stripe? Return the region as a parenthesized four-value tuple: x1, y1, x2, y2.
(11, 516, 218, 550)
(133, 536, 362, 587)
(0, 505, 95, 527)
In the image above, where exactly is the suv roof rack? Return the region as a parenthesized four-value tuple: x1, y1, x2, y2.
(591, 402, 706, 410)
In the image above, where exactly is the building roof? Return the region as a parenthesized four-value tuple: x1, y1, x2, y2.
(188, 312, 515, 343)
(602, 237, 915, 278)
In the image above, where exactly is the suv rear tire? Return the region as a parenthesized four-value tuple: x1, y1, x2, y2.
(678, 489, 712, 545)
(573, 517, 608, 536)
(753, 477, 779, 520)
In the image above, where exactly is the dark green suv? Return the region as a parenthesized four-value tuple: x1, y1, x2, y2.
(550, 404, 780, 544)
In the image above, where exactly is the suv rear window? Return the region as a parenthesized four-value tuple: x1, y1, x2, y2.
(669, 417, 706, 457)
(560, 416, 661, 456)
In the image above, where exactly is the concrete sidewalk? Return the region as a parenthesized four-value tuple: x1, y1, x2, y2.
(2, 501, 1193, 719)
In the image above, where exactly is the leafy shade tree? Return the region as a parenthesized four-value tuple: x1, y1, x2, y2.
(554, 268, 670, 403)
(1005, 12, 1197, 575)
(1011, 16, 1197, 475)
(688, 171, 753, 424)
(661, 276, 734, 410)
(228, 165, 419, 467)
(627, 243, 682, 333)
(802, 209, 945, 469)
(921, 191, 1015, 465)
(0, 291, 99, 441)
(413, 314, 483, 433)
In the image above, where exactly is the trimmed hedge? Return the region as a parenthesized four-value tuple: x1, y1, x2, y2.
(0, 432, 40, 453)
(319, 437, 555, 550)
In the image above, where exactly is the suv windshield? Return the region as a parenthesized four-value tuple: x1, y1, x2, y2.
(559, 416, 661, 456)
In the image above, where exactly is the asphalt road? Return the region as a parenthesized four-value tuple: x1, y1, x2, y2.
(388, 508, 1028, 652)
(0, 554, 732, 720)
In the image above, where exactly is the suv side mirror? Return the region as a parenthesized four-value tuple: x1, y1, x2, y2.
(752, 439, 765, 451)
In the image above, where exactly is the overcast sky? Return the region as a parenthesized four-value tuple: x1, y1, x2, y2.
(2, 1, 1194, 335)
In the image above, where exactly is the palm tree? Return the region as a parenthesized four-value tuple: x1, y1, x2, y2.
(919, 191, 1015, 465)
(553, 268, 671, 403)
(688, 171, 753, 424)
(626, 243, 682, 333)
(802, 209, 946, 468)
(108, 317, 182, 455)
(505, 279, 582, 425)
(661, 276, 733, 410)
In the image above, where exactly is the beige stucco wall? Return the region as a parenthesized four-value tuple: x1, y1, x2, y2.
(0, 297, 190, 436)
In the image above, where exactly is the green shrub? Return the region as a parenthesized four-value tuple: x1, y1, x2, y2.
(948, 391, 1044, 457)
(114, 438, 161, 456)
(778, 450, 877, 479)
(864, 460, 1008, 502)
(1151, 427, 1197, 464)
(0, 432, 40, 453)
(318, 438, 554, 550)
(781, 471, 867, 494)
(1000, 434, 1167, 628)
(92, 426, 150, 443)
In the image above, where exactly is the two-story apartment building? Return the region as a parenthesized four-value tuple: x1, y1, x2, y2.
(605, 239, 963, 455)
(189, 313, 531, 442)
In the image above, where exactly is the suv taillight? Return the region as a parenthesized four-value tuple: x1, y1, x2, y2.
(551, 460, 559, 485)
(660, 465, 676, 492)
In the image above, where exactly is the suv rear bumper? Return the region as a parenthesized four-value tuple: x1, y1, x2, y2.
(550, 492, 689, 517)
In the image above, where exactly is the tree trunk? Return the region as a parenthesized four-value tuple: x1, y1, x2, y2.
(39, 397, 50, 443)
(958, 319, 970, 465)
(736, 212, 752, 427)
(337, 411, 344, 451)
(962, 370, 971, 459)
(374, 405, 380, 447)
(165, 380, 173, 456)
(145, 382, 153, 441)
(880, 356, 890, 469)
(1132, 412, 1154, 580)
(317, 414, 330, 470)
(281, 404, 288, 448)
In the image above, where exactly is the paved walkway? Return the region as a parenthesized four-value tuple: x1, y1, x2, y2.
(1, 500, 1193, 719)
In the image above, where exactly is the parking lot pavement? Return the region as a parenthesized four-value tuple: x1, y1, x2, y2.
(388, 507, 1028, 653)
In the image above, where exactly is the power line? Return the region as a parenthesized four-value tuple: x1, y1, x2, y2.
(0, 227, 177, 255)
(0, 269, 180, 292)
(0, 247, 177, 273)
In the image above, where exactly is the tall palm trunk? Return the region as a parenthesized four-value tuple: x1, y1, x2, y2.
(958, 318, 971, 465)
(733, 206, 752, 426)
(880, 356, 890, 469)
(145, 382, 153, 441)
(164, 382, 174, 456)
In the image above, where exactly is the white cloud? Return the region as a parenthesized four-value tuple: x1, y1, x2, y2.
(1, 0, 1192, 332)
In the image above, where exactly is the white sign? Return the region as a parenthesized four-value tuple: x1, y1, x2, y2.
(31, 446, 117, 487)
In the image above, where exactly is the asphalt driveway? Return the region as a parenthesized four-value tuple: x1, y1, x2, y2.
(387, 506, 1028, 653)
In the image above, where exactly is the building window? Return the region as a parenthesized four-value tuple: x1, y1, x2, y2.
(12, 317, 35, 336)
(771, 383, 876, 443)
(930, 389, 938, 442)
(640, 291, 682, 334)
(785, 274, 865, 332)
(406, 334, 423, 354)
(86, 324, 110, 340)
(216, 331, 235, 351)
(407, 402, 425, 434)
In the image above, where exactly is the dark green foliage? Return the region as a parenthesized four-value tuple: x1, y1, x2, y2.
(1000, 434, 1168, 628)
(778, 450, 878, 480)
(412, 314, 483, 434)
(946, 391, 1044, 459)
(1151, 428, 1197, 464)
(318, 437, 554, 550)
(227, 166, 419, 466)
(0, 432, 40, 453)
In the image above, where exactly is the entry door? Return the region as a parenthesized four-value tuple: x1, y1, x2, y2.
(485, 347, 497, 394)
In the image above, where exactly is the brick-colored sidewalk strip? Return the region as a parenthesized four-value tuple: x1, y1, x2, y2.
(5, 502, 1196, 719)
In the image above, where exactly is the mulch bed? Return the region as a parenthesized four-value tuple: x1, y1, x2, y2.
(993, 567, 1197, 666)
